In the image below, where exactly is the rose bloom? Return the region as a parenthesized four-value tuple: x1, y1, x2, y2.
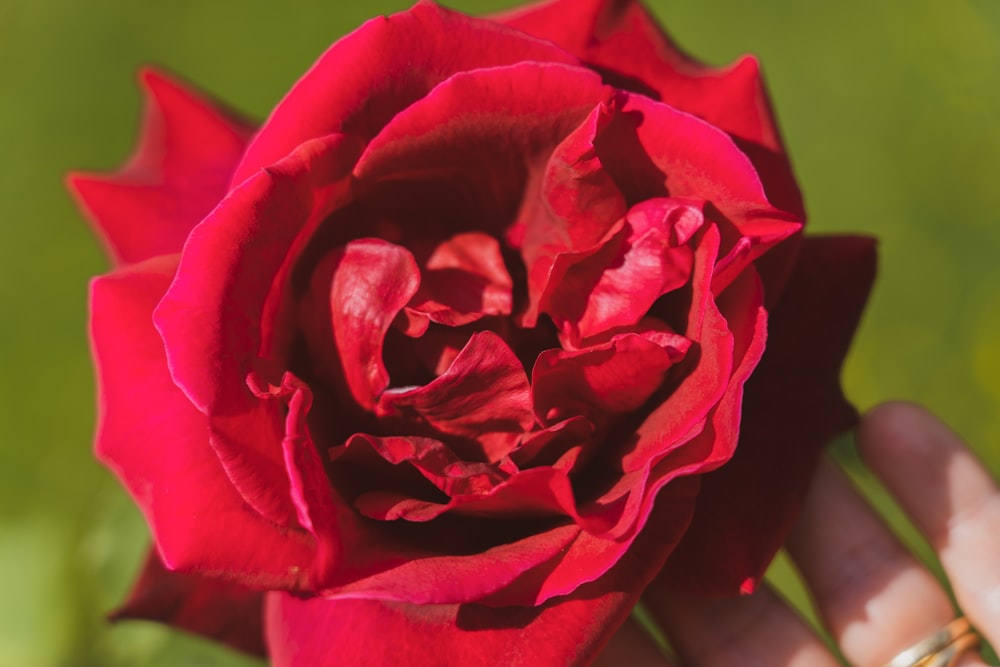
(70, 0, 875, 664)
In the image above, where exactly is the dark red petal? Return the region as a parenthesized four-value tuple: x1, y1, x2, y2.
(377, 332, 534, 462)
(532, 331, 688, 428)
(407, 232, 514, 327)
(265, 477, 700, 667)
(68, 68, 254, 266)
(233, 1, 581, 184)
(541, 198, 703, 345)
(658, 235, 877, 596)
(112, 549, 265, 656)
(91, 257, 314, 588)
(354, 61, 606, 183)
(345, 434, 506, 502)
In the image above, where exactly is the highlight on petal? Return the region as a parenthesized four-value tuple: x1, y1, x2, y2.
(233, 1, 582, 183)
(539, 198, 704, 345)
(68, 68, 254, 266)
(319, 239, 421, 410)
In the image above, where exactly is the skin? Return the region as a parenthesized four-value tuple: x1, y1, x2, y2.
(595, 402, 1000, 667)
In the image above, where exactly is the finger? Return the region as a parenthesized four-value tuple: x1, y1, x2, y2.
(642, 582, 839, 667)
(593, 615, 675, 667)
(858, 402, 1000, 650)
(785, 455, 958, 666)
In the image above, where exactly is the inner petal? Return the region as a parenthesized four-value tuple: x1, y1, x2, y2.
(299, 238, 420, 411)
(404, 231, 514, 328)
(376, 331, 534, 462)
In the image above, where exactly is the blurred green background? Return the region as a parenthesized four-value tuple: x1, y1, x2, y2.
(1, 0, 998, 664)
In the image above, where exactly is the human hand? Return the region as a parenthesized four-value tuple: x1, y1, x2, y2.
(596, 402, 1000, 666)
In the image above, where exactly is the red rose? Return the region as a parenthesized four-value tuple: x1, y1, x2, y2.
(70, 0, 876, 664)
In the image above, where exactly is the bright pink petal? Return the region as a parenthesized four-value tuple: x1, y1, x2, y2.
(311, 239, 421, 410)
(621, 225, 731, 472)
(233, 1, 581, 184)
(90, 257, 315, 588)
(265, 477, 700, 667)
(112, 550, 265, 656)
(153, 134, 361, 524)
(377, 332, 534, 462)
(68, 69, 254, 266)
(658, 235, 877, 595)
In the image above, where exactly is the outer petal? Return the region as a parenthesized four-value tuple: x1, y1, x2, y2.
(68, 68, 254, 266)
(657, 235, 877, 595)
(112, 549, 265, 656)
(233, 1, 581, 184)
(90, 256, 315, 588)
(154, 134, 361, 526)
(265, 477, 700, 667)
(494, 0, 804, 218)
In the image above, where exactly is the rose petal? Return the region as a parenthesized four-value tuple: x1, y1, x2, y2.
(495, 0, 805, 218)
(153, 134, 361, 524)
(540, 198, 704, 345)
(658, 235, 877, 595)
(112, 549, 265, 656)
(353, 60, 607, 204)
(265, 476, 700, 667)
(515, 102, 629, 325)
(91, 256, 314, 588)
(404, 232, 513, 328)
(600, 93, 800, 262)
(68, 68, 253, 266)
(377, 331, 534, 462)
(532, 331, 689, 428)
(308, 238, 421, 410)
(233, 1, 582, 184)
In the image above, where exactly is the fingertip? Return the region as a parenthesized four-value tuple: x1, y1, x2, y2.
(857, 401, 958, 471)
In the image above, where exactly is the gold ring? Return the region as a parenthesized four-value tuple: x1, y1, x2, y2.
(883, 617, 980, 667)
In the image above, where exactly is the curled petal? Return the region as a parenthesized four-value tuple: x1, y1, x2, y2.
(540, 198, 704, 345)
(305, 239, 421, 410)
(377, 331, 534, 462)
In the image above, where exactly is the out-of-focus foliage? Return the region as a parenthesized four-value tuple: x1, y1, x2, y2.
(0, 0, 996, 664)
